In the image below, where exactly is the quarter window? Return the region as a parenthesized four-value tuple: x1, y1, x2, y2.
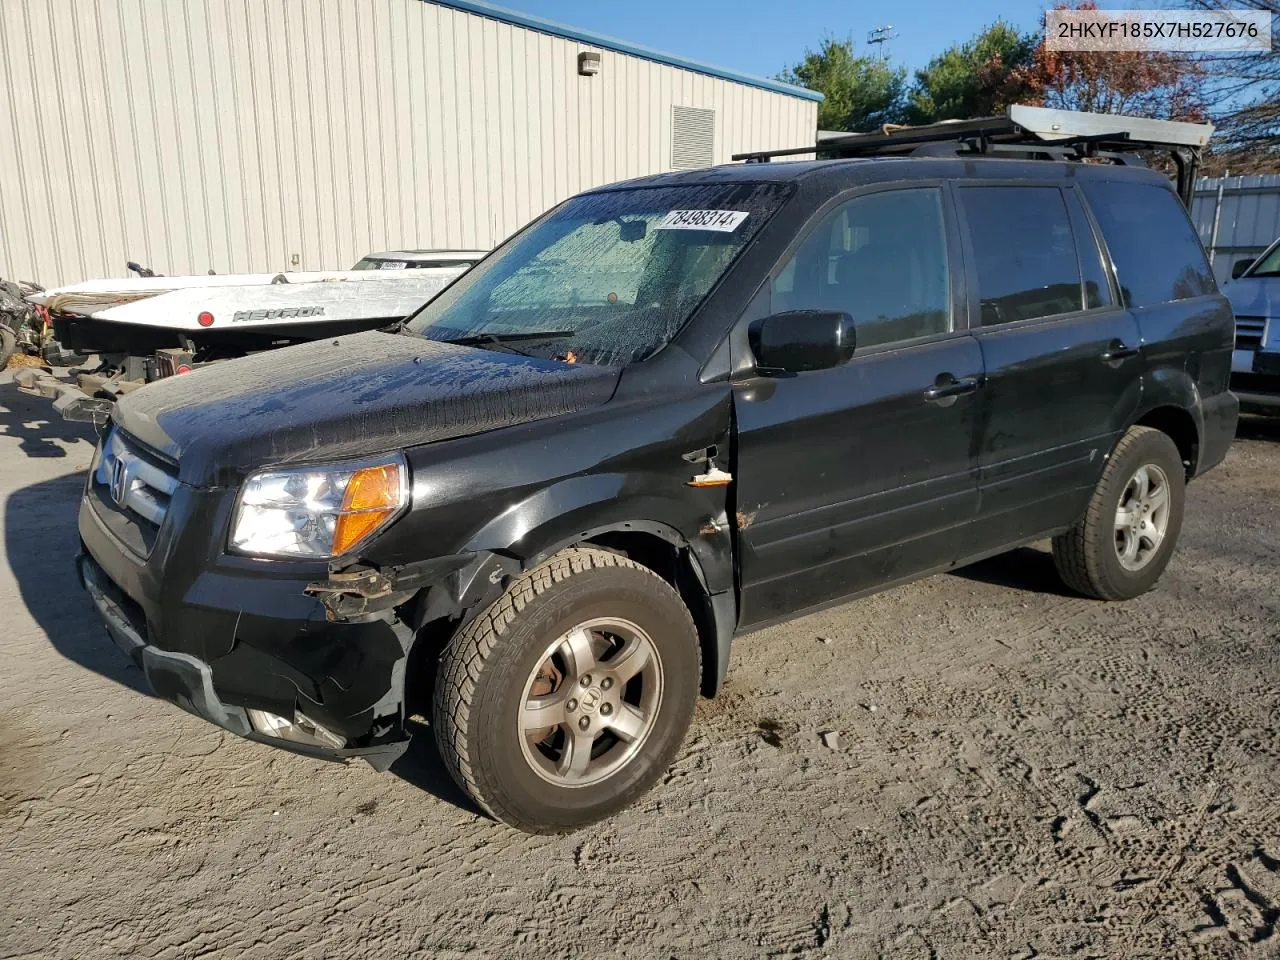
(771, 188, 951, 349)
(1080, 180, 1216, 307)
(959, 186, 1083, 325)
(1065, 190, 1113, 310)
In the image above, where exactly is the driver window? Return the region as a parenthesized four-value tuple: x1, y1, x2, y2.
(771, 188, 951, 349)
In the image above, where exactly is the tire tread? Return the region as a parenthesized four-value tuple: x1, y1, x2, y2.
(432, 547, 691, 824)
(1052, 425, 1182, 601)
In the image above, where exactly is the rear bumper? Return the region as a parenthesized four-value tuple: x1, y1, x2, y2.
(1195, 389, 1239, 477)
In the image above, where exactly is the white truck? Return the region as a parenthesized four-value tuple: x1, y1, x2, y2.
(1225, 236, 1280, 414)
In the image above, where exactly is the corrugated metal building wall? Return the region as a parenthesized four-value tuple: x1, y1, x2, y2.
(1190, 175, 1280, 282)
(0, 0, 819, 287)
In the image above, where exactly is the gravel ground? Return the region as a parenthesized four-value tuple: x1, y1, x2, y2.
(1, 376, 1278, 960)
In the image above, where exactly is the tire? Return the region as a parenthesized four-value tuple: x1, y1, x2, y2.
(432, 547, 701, 833)
(0, 325, 16, 369)
(1052, 426, 1186, 601)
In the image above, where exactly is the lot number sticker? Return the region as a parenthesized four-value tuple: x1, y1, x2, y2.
(656, 210, 749, 232)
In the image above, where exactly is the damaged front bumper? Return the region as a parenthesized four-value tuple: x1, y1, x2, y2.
(77, 459, 436, 771)
(78, 553, 410, 770)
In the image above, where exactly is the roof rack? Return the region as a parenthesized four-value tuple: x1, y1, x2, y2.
(732, 105, 1214, 207)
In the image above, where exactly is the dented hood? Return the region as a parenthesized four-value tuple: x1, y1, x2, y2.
(113, 330, 620, 487)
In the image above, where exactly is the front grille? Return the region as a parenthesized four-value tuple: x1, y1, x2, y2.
(90, 429, 179, 557)
(1236, 315, 1268, 351)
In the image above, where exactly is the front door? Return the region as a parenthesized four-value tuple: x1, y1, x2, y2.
(954, 183, 1143, 555)
(732, 185, 985, 626)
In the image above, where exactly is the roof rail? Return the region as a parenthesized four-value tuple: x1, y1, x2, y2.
(732, 105, 1214, 207)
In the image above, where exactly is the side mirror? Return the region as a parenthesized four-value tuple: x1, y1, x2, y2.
(1232, 258, 1255, 279)
(748, 310, 856, 374)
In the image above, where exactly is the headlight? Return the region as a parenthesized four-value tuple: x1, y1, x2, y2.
(229, 455, 408, 559)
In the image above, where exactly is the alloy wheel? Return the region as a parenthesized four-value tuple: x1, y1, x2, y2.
(518, 617, 663, 788)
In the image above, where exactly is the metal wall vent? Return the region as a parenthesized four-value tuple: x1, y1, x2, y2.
(671, 106, 715, 170)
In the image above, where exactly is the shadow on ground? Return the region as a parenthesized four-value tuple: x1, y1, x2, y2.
(0, 382, 476, 813)
(390, 725, 478, 815)
(951, 544, 1082, 597)
(0, 372, 96, 458)
(1, 385, 149, 695)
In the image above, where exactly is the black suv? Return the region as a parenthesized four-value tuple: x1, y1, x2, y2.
(77, 155, 1237, 832)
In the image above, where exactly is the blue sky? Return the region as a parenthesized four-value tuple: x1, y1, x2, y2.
(513, 0, 1052, 81)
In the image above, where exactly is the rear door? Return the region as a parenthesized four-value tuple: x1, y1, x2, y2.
(732, 185, 985, 626)
(956, 183, 1143, 555)
(1079, 178, 1230, 407)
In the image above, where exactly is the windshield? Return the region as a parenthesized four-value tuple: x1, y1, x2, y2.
(1248, 239, 1280, 278)
(404, 183, 789, 365)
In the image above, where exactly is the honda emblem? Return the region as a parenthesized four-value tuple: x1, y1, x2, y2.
(110, 457, 129, 506)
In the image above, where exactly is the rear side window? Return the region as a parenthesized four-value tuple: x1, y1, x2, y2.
(1080, 180, 1216, 307)
(771, 188, 951, 349)
(958, 186, 1082, 325)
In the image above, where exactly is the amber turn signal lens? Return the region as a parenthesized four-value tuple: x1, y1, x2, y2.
(332, 463, 403, 555)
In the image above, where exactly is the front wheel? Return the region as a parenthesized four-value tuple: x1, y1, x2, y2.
(1052, 426, 1186, 601)
(432, 547, 700, 833)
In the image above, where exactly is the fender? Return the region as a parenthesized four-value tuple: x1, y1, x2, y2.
(462, 472, 735, 594)
(462, 473, 739, 694)
(1140, 364, 1200, 418)
(1131, 364, 1204, 471)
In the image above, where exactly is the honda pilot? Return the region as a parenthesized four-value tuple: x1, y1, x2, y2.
(77, 155, 1237, 833)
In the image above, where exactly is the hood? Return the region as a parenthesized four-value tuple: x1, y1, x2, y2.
(114, 330, 620, 487)
(1224, 275, 1280, 329)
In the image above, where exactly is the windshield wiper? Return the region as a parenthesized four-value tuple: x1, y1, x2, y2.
(437, 329, 576, 357)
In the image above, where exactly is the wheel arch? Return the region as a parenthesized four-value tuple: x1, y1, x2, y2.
(404, 481, 738, 716)
(522, 522, 735, 701)
(1132, 405, 1199, 478)
(1129, 366, 1205, 478)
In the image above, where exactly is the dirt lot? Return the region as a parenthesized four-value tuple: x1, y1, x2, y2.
(1, 377, 1278, 960)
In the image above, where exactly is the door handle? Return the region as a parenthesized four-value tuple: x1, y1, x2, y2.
(923, 375, 981, 403)
(1101, 342, 1140, 362)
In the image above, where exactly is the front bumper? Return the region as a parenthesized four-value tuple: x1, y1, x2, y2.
(79, 552, 409, 770)
(1230, 349, 1280, 413)
(78, 483, 416, 771)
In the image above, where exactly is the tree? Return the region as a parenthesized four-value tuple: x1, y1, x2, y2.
(907, 21, 1036, 123)
(1003, 3, 1206, 121)
(1180, 0, 1279, 173)
(779, 37, 907, 132)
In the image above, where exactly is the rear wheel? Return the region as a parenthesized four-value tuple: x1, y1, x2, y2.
(432, 547, 700, 833)
(1052, 426, 1186, 600)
